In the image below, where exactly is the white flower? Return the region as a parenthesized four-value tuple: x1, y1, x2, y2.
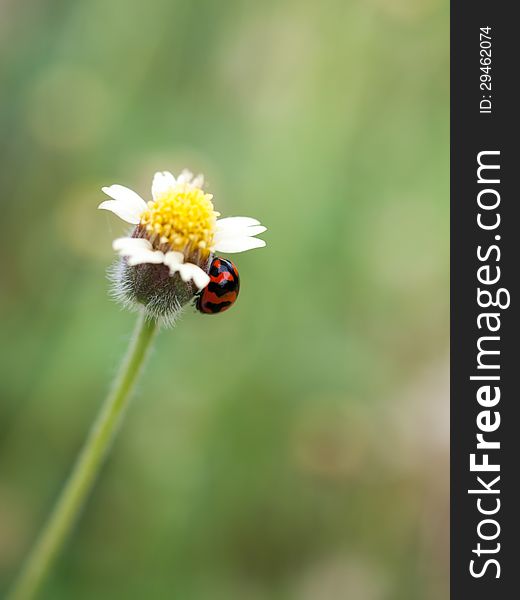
(99, 169, 266, 290)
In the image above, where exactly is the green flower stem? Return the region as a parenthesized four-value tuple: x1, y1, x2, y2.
(8, 312, 158, 600)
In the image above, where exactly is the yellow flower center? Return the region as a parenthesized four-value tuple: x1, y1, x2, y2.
(140, 183, 218, 258)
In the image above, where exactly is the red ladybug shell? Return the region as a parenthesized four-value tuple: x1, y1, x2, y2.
(196, 257, 240, 314)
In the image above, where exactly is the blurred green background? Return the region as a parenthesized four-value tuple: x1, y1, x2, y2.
(0, 0, 448, 598)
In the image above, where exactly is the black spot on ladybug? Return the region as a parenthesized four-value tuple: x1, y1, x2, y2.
(201, 300, 233, 313)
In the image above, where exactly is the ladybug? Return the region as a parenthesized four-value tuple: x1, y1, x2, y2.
(196, 257, 240, 314)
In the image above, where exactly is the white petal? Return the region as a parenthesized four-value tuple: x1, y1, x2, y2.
(126, 249, 166, 266)
(113, 237, 166, 266)
(216, 216, 261, 231)
(177, 169, 194, 184)
(213, 236, 266, 253)
(213, 225, 266, 244)
(113, 237, 153, 252)
(101, 184, 147, 206)
(178, 263, 210, 289)
(99, 185, 147, 224)
(162, 252, 209, 288)
(98, 200, 143, 224)
(163, 251, 185, 271)
(192, 174, 204, 188)
(102, 185, 147, 211)
(192, 269, 211, 290)
(152, 171, 176, 200)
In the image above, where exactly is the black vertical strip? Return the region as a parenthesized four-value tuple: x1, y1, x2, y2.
(451, 2, 518, 597)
